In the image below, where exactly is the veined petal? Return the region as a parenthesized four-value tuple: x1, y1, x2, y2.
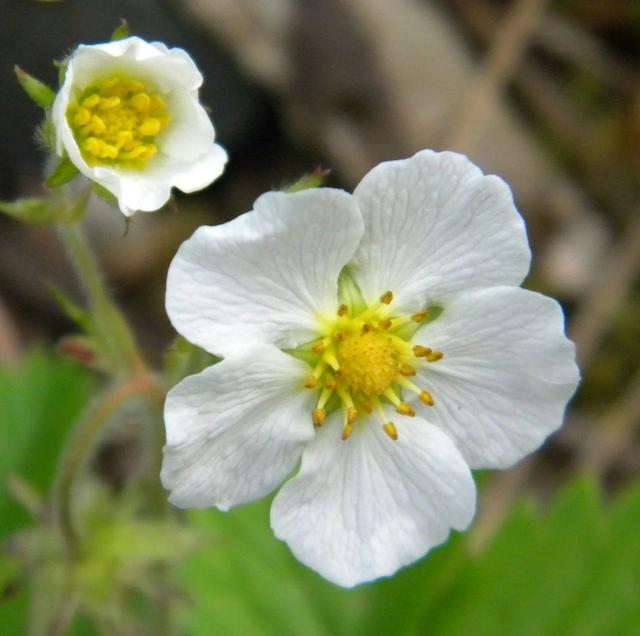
(166, 189, 363, 356)
(161, 345, 314, 510)
(270, 412, 476, 587)
(413, 287, 580, 469)
(350, 150, 531, 310)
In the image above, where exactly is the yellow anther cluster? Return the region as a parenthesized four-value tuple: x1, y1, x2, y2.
(303, 291, 444, 442)
(67, 77, 170, 167)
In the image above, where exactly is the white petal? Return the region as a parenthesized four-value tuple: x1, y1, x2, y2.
(161, 345, 314, 510)
(413, 287, 580, 469)
(166, 189, 363, 356)
(350, 150, 531, 310)
(271, 413, 476, 587)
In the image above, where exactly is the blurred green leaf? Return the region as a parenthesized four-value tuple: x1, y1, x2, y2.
(0, 350, 94, 539)
(180, 479, 640, 636)
(0, 198, 57, 224)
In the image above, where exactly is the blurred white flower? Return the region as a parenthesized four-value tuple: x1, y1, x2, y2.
(51, 36, 227, 216)
(161, 150, 579, 587)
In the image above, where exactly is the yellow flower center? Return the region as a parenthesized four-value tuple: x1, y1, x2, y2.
(67, 76, 170, 168)
(302, 291, 444, 442)
(336, 331, 398, 396)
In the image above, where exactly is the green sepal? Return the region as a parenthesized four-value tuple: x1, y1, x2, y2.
(46, 156, 79, 188)
(57, 334, 110, 372)
(110, 19, 130, 41)
(92, 181, 118, 206)
(285, 167, 331, 193)
(51, 287, 115, 373)
(164, 336, 220, 387)
(14, 66, 55, 108)
(53, 58, 68, 88)
(337, 267, 366, 314)
(394, 304, 444, 341)
(0, 198, 57, 224)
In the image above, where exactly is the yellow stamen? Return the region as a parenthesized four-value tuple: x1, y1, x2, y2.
(67, 77, 169, 168)
(411, 311, 429, 323)
(400, 364, 416, 377)
(380, 291, 393, 305)
(426, 351, 444, 362)
(379, 318, 392, 331)
(342, 424, 353, 441)
(312, 408, 326, 427)
(413, 345, 432, 358)
(304, 376, 318, 389)
(337, 304, 349, 317)
(419, 390, 434, 406)
(347, 406, 358, 425)
(383, 422, 399, 440)
(396, 402, 416, 417)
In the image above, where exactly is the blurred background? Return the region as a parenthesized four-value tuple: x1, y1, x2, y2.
(1, 0, 639, 634)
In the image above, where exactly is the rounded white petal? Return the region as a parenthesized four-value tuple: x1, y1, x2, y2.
(349, 150, 531, 310)
(270, 413, 476, 587)
(51, 36, 225, 216)
(161, 345, 314, 510)
(166, 188, 363, 356)
(413, 287, 580, 469)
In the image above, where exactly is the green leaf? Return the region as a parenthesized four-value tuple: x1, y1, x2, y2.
(110, 19, 130, 41)
(0, 350, 95, 540)
(180, 478, 640, 636)
(46, 156, 79, 188)
(14, 66, 55, 108)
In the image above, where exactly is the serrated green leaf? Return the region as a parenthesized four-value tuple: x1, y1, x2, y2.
(46, 156, 79, 188)
(14, 66, 55, 108)
(110, 19, 130, 41)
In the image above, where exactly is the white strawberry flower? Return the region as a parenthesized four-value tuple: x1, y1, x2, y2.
(161, 150, 579, 587)
(51, 36, 227, 216)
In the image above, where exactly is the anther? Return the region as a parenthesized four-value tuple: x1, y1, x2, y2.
(419, 390, 434, 406)
(325, 378, 337, 390)
(312, 408, 326, 427)
(312, 340, 326, 354)
(380, 291, 393, 305)
(383, 422, 399, 440)
(411, 311, 429, 323)
(400, 364, 416, 377)
(139, 118, 161, 136)
(413, 345, 432, 358)
(304, 376, 318, 389)
(396, 403, 416, 417)
(362, 323, 372, 333)
(426, 351, 444, 363)
(131, 92, 151, 112)
(341, 424, 353, 441)
(379, 318, 392, 331)
(362, 401, 373, 414)
(347, 406, 358, 425)
(337, 304, 349, 317)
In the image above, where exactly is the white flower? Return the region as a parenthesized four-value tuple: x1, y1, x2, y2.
(161, 150, 579, 587)
(51, 36, 227, 216)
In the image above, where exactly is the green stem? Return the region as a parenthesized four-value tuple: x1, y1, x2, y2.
(56, 374, 165, 552)
(57, 221, 143, 376)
